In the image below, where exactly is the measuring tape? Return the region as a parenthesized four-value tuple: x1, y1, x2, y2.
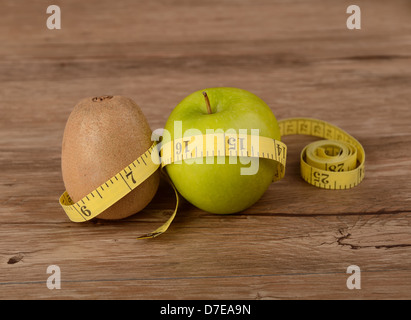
(59, 117, 365, 239)
(279, 118, 365, 189)
(160, 134, 287, 182)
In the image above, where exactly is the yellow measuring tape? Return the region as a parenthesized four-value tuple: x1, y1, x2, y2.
(279, 118, 365, 189)
(59, 117, 365, 238)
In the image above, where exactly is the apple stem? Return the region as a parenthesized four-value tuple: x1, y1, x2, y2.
(202, 91, 213, 114)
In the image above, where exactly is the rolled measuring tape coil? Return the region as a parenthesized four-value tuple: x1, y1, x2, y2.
(279, 118, 365, 189)
(59, 117, 365, 239)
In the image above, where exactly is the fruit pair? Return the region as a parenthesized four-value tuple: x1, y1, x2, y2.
(61, 88, 280, 219)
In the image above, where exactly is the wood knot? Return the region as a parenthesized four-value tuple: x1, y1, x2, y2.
(7, 253, 24, 264)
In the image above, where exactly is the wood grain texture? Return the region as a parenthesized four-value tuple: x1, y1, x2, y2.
(1, 0, 411, 299)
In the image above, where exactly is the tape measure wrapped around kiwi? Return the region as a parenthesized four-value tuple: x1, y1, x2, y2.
(61, 95, 161, 220)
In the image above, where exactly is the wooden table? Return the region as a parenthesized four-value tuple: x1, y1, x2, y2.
(1, 0, 411, 300)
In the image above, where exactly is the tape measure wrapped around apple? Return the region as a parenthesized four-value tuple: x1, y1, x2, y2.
(59, 88, 365, 239)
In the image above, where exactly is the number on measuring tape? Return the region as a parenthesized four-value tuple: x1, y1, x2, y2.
(126, 171, 136, 184)
(80, 205, 92, 217)
(313, 171, 330, 185)
(328, 163, 344, 172)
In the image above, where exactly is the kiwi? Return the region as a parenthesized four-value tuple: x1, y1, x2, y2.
(61, 95, 160, 220)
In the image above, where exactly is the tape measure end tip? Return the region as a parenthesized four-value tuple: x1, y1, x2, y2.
(136, 232, 163, 240)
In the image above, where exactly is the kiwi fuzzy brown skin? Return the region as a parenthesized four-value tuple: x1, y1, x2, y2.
(61, 95, 160, 220)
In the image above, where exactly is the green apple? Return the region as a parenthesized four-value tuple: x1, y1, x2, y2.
(163, 87, 281, 214)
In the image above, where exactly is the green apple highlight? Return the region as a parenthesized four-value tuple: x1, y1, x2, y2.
(163, 87, 281, 214)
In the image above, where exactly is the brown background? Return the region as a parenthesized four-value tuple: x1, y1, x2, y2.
(1, 0, 411, 299)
